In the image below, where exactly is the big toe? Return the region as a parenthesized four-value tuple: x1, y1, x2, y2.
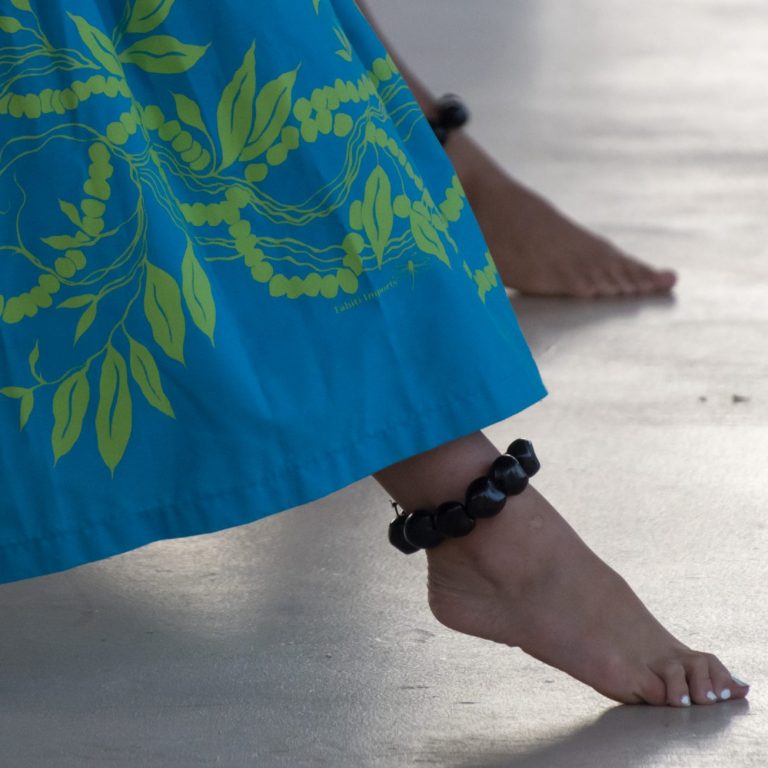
(652, 269, 678, 291)
(705, 652, 751, 702)
(622, 263, 676, 295)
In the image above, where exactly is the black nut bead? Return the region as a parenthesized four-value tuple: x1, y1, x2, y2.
(506, 438, 540, 477)
(437, 94, 469, 128)
(430, 122, 448, 145)
(388, 515, 420, 554)
(465, 476, 507, 519)
(403, 510, 446, 550)
(433, 501, 476, 537)
(490, 455, 528, 496)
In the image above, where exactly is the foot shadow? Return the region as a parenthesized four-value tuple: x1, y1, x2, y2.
(430, 698, 749, 768)
(507, 290, 677, 358)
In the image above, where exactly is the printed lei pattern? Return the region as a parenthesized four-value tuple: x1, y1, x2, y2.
(0, 0, 503, 474)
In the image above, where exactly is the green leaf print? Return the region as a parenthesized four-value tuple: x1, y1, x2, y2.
(28, 341, 40, 379)
(144, 263, 186, 363)
(128, 337, 175, 418)
(240, 68, 298, 162)
(58, 200, 83, 230)
(58, 294, 97, 309)
(362, 166, 393, 269)
(51, 370, 90, 464)
(10, 0, 32, 12)
(0, 386, 29, 399)
(119, 35, 209, 74)
(67, 13, 123, 76)
(74, 303, 97, 344)
(312, 0, 320, 13)
(19, 391, 33, 431)
(217, 42, 257, 170)
(126, 0, 175, 34)
(334, 27, 353, 62)
(0, 16, 22, 34)
(172, 92, 207, 134)
(96, 346, 132, 474)
(181, 237, 216, 345)
(41, 234, 88, 251)
(409, 209, 450, 267)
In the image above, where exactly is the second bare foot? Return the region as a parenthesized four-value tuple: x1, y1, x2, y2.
(446, 131, 678, 299)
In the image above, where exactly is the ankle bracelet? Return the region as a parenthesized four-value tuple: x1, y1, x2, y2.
(387, 439, 540, 555)
(428, 93, 470, 145)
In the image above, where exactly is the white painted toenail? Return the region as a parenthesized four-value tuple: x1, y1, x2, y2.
(681, 695, 691, 706)
(731, 676, 750, 687)
(706, 691, 717, 702)
(720, 689, 731, 700)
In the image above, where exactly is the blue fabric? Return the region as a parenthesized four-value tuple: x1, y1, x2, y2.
(0, 0, 546, 583)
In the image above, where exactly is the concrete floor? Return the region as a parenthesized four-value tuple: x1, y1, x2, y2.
(2, 1, 766, 765)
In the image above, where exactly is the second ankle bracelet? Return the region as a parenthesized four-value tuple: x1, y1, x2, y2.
(387, 439, 540, 555)
(428, 93, 470, 145)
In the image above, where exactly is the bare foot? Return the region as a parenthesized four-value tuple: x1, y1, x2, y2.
(445, 131, 678, 298)
(426, 485, 748, 706)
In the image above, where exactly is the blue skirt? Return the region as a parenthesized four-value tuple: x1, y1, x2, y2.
(0, 0, 546, 583)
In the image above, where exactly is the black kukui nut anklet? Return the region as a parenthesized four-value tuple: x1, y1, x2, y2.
(387, 439, 540, 555)
(428, 93, 470, 145)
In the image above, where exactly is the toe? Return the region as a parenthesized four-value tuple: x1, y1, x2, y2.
(605, 263, 639, 295)
(684, 653, 717, 705)
(591, 268, 623, 298)
(624, 263, 659, 294)
(661, 661, 692, 707)
(705, 652, 750, 701)
(652, 269, 678, 291)
(562, 269, 599, 299)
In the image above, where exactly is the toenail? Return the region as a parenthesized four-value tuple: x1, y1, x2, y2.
(719, 689, 732, 700)
(731, 676, 750, 687)
(706, 691, 717, 702)
(680, 695, 691, 706)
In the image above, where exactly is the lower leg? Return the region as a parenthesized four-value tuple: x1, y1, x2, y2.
(373, 431, 749, 706)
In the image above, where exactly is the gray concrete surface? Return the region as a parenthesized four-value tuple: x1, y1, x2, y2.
(1, 1, 766, 765)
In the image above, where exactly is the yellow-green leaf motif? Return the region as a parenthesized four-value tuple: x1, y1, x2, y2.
(126, 0, 175, 34)
(362, 166, 393, 269)
(0, 16, 22, 34)
(172, 92, 207, 134)
(95, 346, 132, 474)
(334, 27, 352, 62)
(10, 0, 32, 12)
(129, 337, 175, 418)
(19, 391, 33, 430)
(119, 35, 209, 74)
(51, 370, 90, 463)
(241, 67, 298, 162)
(28, 340, 39, 378)
(144, 263, 186, 363)
(74, 303, 97, 344)
(41, 234, 87, 251)
(58, 199, 82, 229)
(58, 294, 96, 310)
(67, 13, 123, 75)
(0, 386, 29, 399)
(217, 41, 257, 170)
(409, 209, 450, 267)
(181, 237, 216, 345)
